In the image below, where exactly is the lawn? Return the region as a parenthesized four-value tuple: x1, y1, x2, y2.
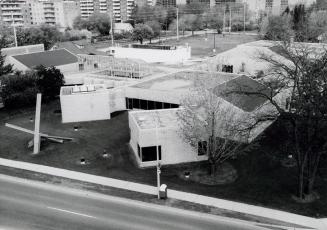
(155, 33, 259, 58)
(0, 100, 326, 217)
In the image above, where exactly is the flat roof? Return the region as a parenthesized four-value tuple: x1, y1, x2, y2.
(61, 84, 107, 96)
(131, 109, 179, 130)
(12, 49, 78, 69)
(132, 71, 238, 92)
(213, 75, 270, 112)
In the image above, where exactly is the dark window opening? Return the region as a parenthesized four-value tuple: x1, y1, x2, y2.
(79, 63, 84, 71)
(140, 99, 147, 109)
(222, 65, 233, 73)
(132, 98, 140, 109)
(141, 146, 162, 162)
(148, 100, 155, 110)
(125, 98, 179, 110)
(155, 101, 163, 109)
(198, 141, 207, 156)
(137, 144, 141, 158)
(163, 103, 171, 109)
(94, 63, 98, 69)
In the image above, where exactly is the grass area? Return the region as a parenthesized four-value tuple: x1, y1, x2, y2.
(155, 33, 259, 58)
(0, 100, 326, 217)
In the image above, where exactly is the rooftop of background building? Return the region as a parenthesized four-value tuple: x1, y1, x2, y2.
(12, 49, 78, 69)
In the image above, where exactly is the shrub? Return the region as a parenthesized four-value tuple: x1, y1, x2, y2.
(0, 66, 64, 109)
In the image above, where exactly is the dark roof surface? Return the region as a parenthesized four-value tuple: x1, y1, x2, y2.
(12, 49, 78, 69)
(213, 75, 271, 112)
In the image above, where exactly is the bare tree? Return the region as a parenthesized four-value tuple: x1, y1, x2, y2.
(233, 42, 327, 201)
(177, 78, 245, 175)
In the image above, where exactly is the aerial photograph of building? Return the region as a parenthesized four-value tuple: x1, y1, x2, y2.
(0, 0, 327, 229)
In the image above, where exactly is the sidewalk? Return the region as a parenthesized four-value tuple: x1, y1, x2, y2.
(0, 157, 325, 230)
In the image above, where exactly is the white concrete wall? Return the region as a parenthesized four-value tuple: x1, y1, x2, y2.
(109, 88, 127, 113)
(6, 56, 29, 72)
(129, 110, 207, 168)
(60, 90, 111, 123)
(57, 62, 79, 74)
(110, 46, 191, 64)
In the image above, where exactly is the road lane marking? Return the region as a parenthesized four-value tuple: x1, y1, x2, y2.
(47, 207, 97, 219)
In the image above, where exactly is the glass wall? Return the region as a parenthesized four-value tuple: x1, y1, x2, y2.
(126, 98, 179, 110)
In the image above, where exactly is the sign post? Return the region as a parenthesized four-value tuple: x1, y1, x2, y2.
(33, 94, 42, 154)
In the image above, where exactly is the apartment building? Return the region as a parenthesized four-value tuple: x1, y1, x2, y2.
(0, 0, 79, 28)
(80, 0, 135, 22)
(80, 0, 108, 19)
(265, 0, 289, 15)
(0, 0, 31, 26)
(30, 0, 80, 28)
(135, 0, 155, 7)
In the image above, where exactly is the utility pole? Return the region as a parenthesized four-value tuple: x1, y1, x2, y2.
(243, 1, 246, 33)
(223, 6, 226, 34)
(176, 7, 179, 41)
(33, 94, 42, 154)
(110, 12, 114, 46)
(229, 6, 232, 34)
(11, 14, 17, 47)
(155, 114, 161, 199)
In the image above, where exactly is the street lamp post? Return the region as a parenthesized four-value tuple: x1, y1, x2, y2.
(11, 14, 17, 47)
(155, 114, 161, 199)
(213, 33, 216, 53)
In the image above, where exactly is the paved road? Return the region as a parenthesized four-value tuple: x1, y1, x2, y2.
(0, 175, 266, 230)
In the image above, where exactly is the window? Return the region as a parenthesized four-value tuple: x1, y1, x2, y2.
(198, 141, 207, 156)
(163, 103, 171, 109)
(132, 98, 140, 109)
(125, 98, 179, 110)
(137, 144, 141, 157)
(141, 146, 161, 162)
(155, 101, 163, 109)
(94, 63, 98, 69)
(222, 65, 233, 73)
(140, 99, 147, 109)
(147, 100, 155, 110)
(79, 63, 84, 71)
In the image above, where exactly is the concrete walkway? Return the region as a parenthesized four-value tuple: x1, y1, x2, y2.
(0, 157, 325, 230)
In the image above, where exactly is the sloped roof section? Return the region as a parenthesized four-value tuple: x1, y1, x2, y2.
(12, 49, 78, 69)
(213, 75, 271, 112)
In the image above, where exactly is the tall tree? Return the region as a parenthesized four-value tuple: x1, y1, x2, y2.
(307, 10, 327, 42)
(145, 20, 161, 43)
(236, 42, 327, 201)
(0, 39, 13, 77)
(178, 78, 244, 175)
(262, 15, 293, 41)
(292, 4, 308, 42)
(73, 14, 111, 36)
(16, 25, 63, 50)
(132, 23, 154, 44)
(35, 65, 65, 101)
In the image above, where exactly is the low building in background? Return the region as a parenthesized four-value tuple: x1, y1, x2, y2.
(2, 44, 45, 58)
(107, 44, 191, 64)
(113, 23, 133, 34)
(194, 40, 285, 76)
(6, 49, 79, 73)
